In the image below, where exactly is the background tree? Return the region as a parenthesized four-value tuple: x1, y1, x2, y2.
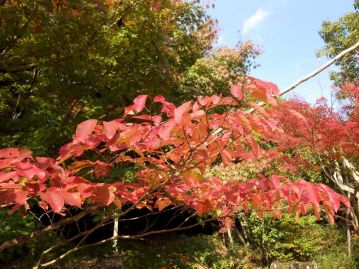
(317, 0, 359, 85)
(180, 42, 260, 99)
(266, 84, 359, 233)
(0, 0, 225, 156)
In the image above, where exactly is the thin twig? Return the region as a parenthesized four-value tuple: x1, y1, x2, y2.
(0, 206, 99, 253)
(36, 218, 216, 268)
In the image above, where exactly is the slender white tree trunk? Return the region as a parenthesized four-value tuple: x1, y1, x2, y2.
(113, 217, 119, 252)
(347, 191, 352, 256)
(227, 228, 233, 244)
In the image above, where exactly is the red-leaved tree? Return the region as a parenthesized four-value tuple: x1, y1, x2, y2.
(0, 77, 351, 267)
(266, 83, 359, 232)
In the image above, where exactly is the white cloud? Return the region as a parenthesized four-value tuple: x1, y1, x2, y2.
(242, 8, 269, 35)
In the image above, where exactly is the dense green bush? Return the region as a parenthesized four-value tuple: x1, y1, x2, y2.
(242, 213, 326, 262)
(315, 232, 359, 269)
(235, 212, 359, 268)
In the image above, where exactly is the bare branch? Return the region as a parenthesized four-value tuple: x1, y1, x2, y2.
(0, 206, 99, 253)
(35, 218, 216, 268)
(247, 41, 359, 114)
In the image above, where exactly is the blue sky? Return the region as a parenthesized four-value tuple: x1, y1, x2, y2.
(206, 0, 355, 103)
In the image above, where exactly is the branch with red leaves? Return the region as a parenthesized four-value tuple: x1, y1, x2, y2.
(0, 77, 351, 267)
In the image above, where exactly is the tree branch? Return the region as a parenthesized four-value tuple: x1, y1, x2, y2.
(0, 206, 99, 253)
(247, 41, 359, 114)
(36, 217, 216, 268)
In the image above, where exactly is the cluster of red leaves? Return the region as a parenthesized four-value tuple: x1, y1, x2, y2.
(267, 84, 359, 163)
(0, 78, 351, 226)
(0, 148, 117, 214)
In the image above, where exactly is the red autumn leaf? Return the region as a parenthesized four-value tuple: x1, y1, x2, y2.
(270, 176, 281, 189)
(35, 157, 55, 170)
(248, 77, 279, 102)
(191, 201, 206, 216)
(319, 184, 350, 212)
(13, 190, 29, 208)
(287, 109, 310, 131)
(153, 95, 165, 103)
(74, 119, 98, 143)
(174, 101, 191, 124)
(153, 96, 176, 116)
(230, 84, 243, 100)
(59, 190, 82, 208)
(151, 1, 160, 9)
(182, 170, 203, 185)
(157, 119, 175, 140)
(68, 160, 92, 173)
(190, 110, 205, 120)
(152, 115, 162, 126)
(103, 119, 122, 140)
(220, 149, 232, 167)
(133, 95, 148, 113)
(18, 148, 33, 160)
(93, 162, 111, 178)
(93, 184, 116, 205)
(15, 162, 38, 179)
(298, 180, 320, 207)
(40, 190, 65, 213)
(77, 183, 94, 199)
(0, 171, 17, 183)
(168, 149, 183, 164)
(0, 148, 21, 159)
(132, 115, 152, 121)
(218, 97, 236, 106)
(0, 148, 32, 161)
(154, 197, 172, 211)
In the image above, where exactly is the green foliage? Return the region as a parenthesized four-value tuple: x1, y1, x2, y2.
(205, 152, 323, 185)
(235, 212, 359, 268)
(0, 209, 39, 242)
(314, 233, 359, 269)
(318, 0, 359, 85)
(0, 209, 39, 266)
(180, 42, 260, 99)
(242, 213, 326, 262)
(0, 0, 218, 155)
